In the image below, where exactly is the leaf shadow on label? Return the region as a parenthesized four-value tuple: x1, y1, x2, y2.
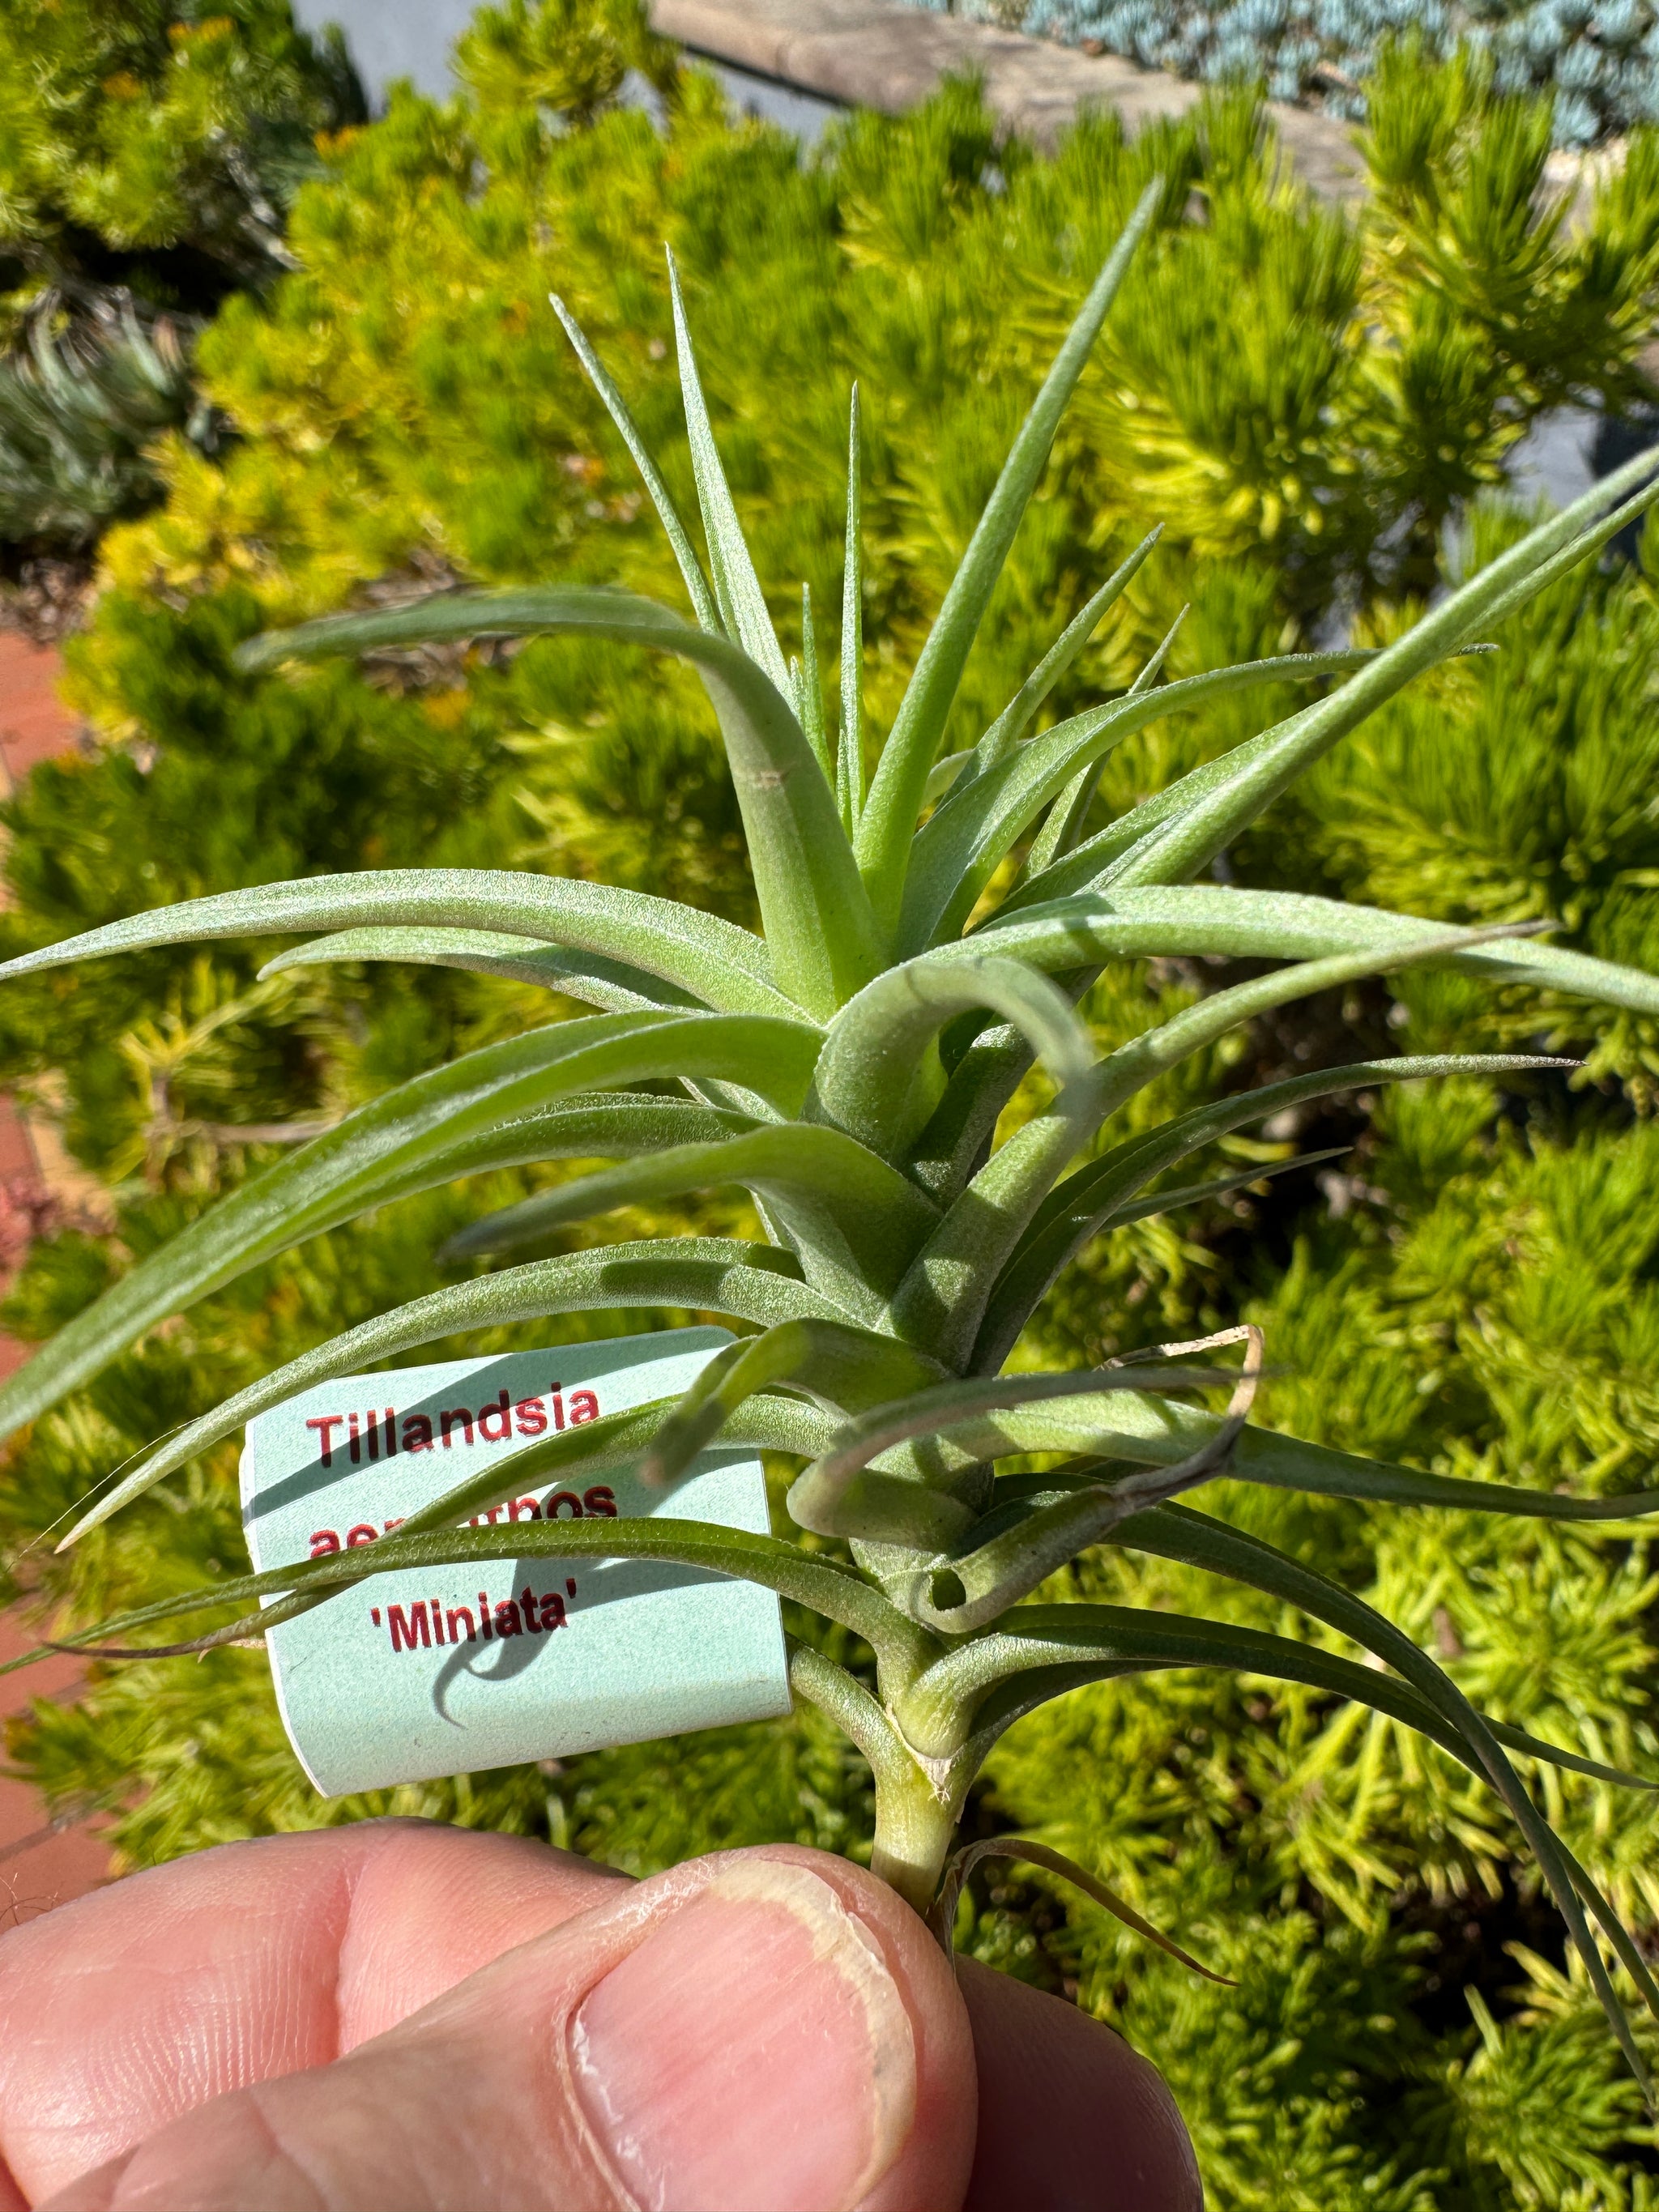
(424, 1554, 731, 1720)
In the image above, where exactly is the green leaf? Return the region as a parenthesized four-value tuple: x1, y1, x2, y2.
(886, 1072, 1111, 1366)
(933, 853, 1485, 1219)
(966, 527, 1162, 782)
(904, 1021, 1059, 1208)
(808, 953, 1094, 1161)
(923, 1594, 1656, 1800)
(787, 1362, 1230, 1538)
(788, 1643, 918, 1799)
(1020, 603, 1185, 880)
(1225, 1425, 1659, 1524)
(902, 648, 1377, 953)
(795, 582, 832, 784)
(18, 1503, 931, 1682)
(357, 1096, 759, 1193)
(0, 864, 791, 1019)
(838, 383, 866, 836)
(61, 1239, 842, 1545)
(1555, 1840, 1659, 2033)
(932, 1835, 1232, 1983)
(1017, 1049, 1546, 1279)
(926, 1388, 1659, 1545)
(1102, 1149, 1345, 1233)
(0, 1016, 809, 1444)
(970, 884, 1659, 1019)
(1115, 1507, 1659, 2078)
(376, 1383, 987, 1582)
(548, 290, 722, 633)
(921, 748, 976, 811)
(1103, 441, 1659, 892)
(641, 1317, 949, 1490)
(440, 1122, 942, 1313)
(854, 181, 1161, 935)
(906, 1507, 1659, 2078)
(898, 923, 1550, 1370)
(664, 245, 790, 690)
(975, 1051, 1562, 1371)
(237, 588, 884, 1018)
(928, 1645, 1659, 2034)
(378, 1391, 838, 1541)
(384, 1390, 823, 1536)
(261, 926, 706, 1012)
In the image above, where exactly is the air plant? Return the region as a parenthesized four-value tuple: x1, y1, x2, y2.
(8, 184, 1659, 2080)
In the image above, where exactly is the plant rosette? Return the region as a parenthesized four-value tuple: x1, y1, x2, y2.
(9, 184, 1659, 2092)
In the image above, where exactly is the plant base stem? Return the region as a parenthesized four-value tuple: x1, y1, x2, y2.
(869, 1767, 960, 1916)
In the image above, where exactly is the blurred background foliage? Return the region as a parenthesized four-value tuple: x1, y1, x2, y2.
(0, 0, 366, 566)
(4, 5, 1659, 2202)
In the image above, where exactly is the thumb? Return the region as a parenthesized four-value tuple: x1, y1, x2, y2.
(41, 1846, 976, 2212)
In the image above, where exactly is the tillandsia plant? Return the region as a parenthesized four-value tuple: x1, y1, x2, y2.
(9, 184, 1659, 2079)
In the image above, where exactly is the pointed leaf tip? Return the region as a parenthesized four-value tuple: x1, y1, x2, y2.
(855, 177, 1161, 931)
(548, 291, 721, 634)
(663, 245, 791, 693)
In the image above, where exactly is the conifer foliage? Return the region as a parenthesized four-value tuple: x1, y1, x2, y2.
(0, 0, 365, 557)
(8, 153, 1659, 2107)
(0, 0, 365, 317)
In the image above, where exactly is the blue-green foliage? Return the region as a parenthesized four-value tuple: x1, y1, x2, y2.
(932, 0, 1655, 147)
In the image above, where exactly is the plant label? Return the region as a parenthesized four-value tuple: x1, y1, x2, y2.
(239, 1328, 791, 1796)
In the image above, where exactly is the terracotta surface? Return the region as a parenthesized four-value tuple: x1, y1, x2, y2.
(0, 631, 110, 1923)
(0, 1101, 36, 1209)
(0, 1609, 107, 1931)
(0, 631, 83, 791)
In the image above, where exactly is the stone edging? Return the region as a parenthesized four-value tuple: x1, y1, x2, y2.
(650, 0, 1366, 200)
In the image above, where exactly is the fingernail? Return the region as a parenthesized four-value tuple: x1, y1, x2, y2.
(571, 1858, 916, 2212)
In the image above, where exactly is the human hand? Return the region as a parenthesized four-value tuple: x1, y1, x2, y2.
(0, 1819, 1199, 2210)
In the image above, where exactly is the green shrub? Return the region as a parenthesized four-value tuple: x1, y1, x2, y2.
(6, 19, 1659, 2202)
(0, 0, 366, 558)
(0, 0, 365, 321)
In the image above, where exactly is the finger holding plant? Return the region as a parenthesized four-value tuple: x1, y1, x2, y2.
(8, 179, 1659, 2096)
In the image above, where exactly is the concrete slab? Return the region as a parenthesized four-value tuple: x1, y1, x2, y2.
(650, 0, 1365, 198)
(291, 0, 1363, 195)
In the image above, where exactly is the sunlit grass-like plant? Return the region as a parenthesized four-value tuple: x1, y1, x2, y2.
(10, 184, 1659, 2078)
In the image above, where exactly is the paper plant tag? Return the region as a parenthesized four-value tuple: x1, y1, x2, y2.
(238, 1328, 791, 1797)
